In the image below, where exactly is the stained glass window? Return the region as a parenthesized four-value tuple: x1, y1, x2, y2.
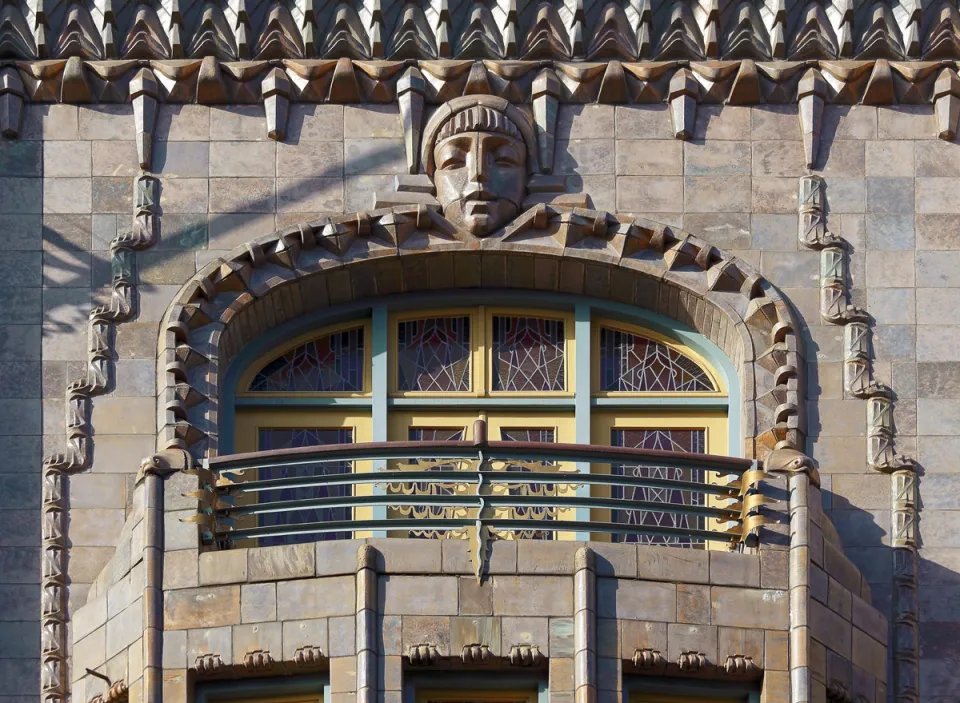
(492, 316, 565, 392)
(610, 429, 706, 547)
(397, 317, 472, 392)
(257, 428, 353, 546)
(249, 328, 364, 392)
(402, 428, 467, 538)
(499, 428, 556, 540)
(599, 327, 715, 392)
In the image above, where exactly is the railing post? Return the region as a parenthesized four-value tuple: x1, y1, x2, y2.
(371, 305, 388, 538)
(574, 303, 591, 541)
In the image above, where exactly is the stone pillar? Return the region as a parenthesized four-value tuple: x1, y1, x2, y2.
(356, 545, 378, 703)
(574, 547, 596, 703)
(141, 471, 164, 703)
(788, 472, 811, 703)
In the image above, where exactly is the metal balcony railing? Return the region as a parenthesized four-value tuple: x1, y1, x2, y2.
(189, 421, 767, 575)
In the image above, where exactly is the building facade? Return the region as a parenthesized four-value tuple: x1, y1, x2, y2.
(3, 2, 960, 702)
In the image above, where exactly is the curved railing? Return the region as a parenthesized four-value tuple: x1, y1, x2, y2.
(189, 421, 767, 574)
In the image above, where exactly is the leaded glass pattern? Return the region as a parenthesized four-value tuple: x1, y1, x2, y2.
(611, 429, 706, 547)
(397, 317, 471, 392)
(498, 428, 556, 540)
(492, 316, 565, 392)
(249, 328, 364, 392)
(257, 428, 353, 546)
(401, 428, 467, 538)
(599, 327, 715, 392)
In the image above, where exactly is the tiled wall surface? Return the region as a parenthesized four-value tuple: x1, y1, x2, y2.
(3, 100, 960, 700)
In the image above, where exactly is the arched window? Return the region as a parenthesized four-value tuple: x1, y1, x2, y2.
(231, 302, 730, 548)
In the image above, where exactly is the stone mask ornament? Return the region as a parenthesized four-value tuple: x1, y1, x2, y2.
(420, 96, 540, 237)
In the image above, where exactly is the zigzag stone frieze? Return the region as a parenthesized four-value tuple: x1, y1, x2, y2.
(40, 175, 159, 703)
(0, 0, 958, 62)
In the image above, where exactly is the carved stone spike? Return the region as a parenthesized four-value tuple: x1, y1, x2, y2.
(798, 68, 826, 168)
(668, 68, 697, 140)
(727, 59, 761, 105)
(130, 67, 159, 170)
(398, 66, 425, 175)
(60, 55, 92, 103)
(262, 67, 291, 141)
(196, 55, 228, 104)
(508, 645, 543, 666)
(934, 67, 960, 141)
(861, 59, 895, 105)
(532, 68, 560, 174)
(0, 67, 25, 138)
(597, 60, 628, 104)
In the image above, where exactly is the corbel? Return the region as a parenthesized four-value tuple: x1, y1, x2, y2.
(532, 67, 560, 173)
(60, 55, 91, 103)
(861, 59, 894, 105)
(727, 59, 761, 105)
(262, 67, 290, 141)
(934, 67, 960, 141)
(668, 67, 697, 140)
(130, 67, 159, 170)
(798, 67, 825, 168)
(0, 67, 25, 138)
(398, 66, 425, 174)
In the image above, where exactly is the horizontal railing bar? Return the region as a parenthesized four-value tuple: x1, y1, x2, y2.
(209, 440, 754, 475)
(219, 493, 740, 520)
(222, 470, 741, 497)
(216, 518, 737, 544)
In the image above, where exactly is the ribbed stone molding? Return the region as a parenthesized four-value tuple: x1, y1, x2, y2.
(40, 174, 160, 703)
(574, 547, 596, 703)
(797, 175, 918, 703)
(356, 545, 379, 703)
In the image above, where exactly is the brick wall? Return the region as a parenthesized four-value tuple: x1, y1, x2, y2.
(3, 100, 958, 700)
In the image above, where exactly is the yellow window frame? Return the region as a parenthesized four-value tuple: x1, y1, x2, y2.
(591, 411, 730, 548)
(591, 317, 726, 398)
(233, 409, 375, 543)
(389, 306, 575, 397)
(237, 319, 373, 398)
(486, 306, 574, 397)
(389, 307, 485, 397)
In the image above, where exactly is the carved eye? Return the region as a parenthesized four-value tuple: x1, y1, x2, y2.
(437, 145, 467, 170)
(494, 145, 522, 167)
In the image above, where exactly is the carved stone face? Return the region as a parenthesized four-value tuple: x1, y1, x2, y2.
(432, 130, 526, 236)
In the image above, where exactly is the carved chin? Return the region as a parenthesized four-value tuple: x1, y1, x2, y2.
(445, 200, 518, 237)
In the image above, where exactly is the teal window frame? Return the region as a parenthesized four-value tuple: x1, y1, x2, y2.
(625, 677, 760, 702)
(222, 290, 741, 459)
(402, 672, 548, 703)
(194, 675, 328, 703)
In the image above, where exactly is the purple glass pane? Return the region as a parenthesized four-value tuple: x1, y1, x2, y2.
(257, 428, 353, 546)
(599, 327, 715, 392)
(611, 429, 706, 547)
(397, 317, 471, 392)
(492, 316, 565, 392)
(250, 328, 364, 392)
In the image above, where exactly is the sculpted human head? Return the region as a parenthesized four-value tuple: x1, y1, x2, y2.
(425, 101, 531, 236)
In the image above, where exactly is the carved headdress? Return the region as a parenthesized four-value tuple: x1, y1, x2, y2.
(420, 95, 541, 176)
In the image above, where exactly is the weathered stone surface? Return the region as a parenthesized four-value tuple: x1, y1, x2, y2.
(501, 616, 548, 654)
(710, 587, 788, 630)
(492, 576, 573, 616)
(240, 583, 277, 623)
(597, 578, 676, 621)
(380, 575, 457, 616)
(277, 576, 354, 620)
(710, 552, 761, 587)
(677, 583, 710, 624)
(234, 621, 283, 658)
(248, 543, 315, 582)
(282, 618, 328, 660)
(198, 549, 247, 586)
(636, 546, 708, 584)
(164, 586, 240, 630)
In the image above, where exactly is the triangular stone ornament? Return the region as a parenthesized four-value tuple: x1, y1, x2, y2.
(668, 67, 698, 139)
(532, 67, 560, 173)
(262, 67, 290, 141)
(130, 67, 159, 170)
(934, 67, 960, 140)
(798, 67, 825, 168)
(398, 66, 426, 174)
